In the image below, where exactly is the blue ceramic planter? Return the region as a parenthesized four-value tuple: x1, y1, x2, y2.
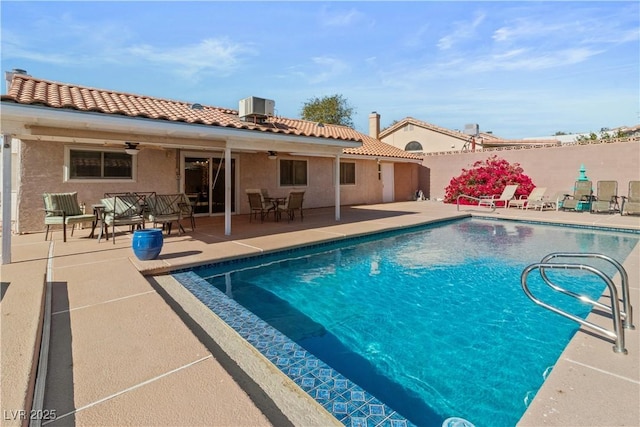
(132, 229, 163, 260)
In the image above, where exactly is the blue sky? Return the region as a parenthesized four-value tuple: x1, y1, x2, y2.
(1, 1, 638, 139)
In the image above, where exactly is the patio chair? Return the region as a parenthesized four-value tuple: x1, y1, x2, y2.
(590, 181, 619, 214)
(146, 194, 184, 235)
(562, 181, 593, 211)
(276, 191, 305, 222)
(178, 193, 196, 230)
(508, 187, 547, 210)
(105, 191, 155, 217)
(100, 194, 145, 244)
(477, 185, 519, 209)
(246, 189, 274, 222)
(43, 192, 96, 242)
(621, 181, 640, 216)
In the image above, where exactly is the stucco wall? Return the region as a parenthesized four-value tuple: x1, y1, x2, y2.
(381, 125, 467, 153)
(18, 140, 177, 233)
(238, 154, 384, 212)
(394, 162, 421, 201)
(421, 139, 640, 201)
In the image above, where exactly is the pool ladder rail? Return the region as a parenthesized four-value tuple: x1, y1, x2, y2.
(521, 252, 635, 355)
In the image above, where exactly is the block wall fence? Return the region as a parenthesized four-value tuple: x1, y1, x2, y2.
(419, 138, 640, 201)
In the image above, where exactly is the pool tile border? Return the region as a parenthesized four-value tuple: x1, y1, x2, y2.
(172, 270, 414, 427)
(479, 215, 640, 234)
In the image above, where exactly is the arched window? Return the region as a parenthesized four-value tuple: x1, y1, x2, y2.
(405, 141, 423, 151)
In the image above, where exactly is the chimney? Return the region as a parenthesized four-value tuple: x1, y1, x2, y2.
(369, 111, 380, 139)
(5, 68, 28, 93)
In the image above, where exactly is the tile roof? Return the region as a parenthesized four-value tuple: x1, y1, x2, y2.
(379, 117, 471, 141)
(2, 73, 421, 160)
(342, 134, 422, 159)
(379, 117, 561, 148)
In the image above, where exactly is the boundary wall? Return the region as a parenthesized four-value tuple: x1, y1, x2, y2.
(420, 138, 640, 201)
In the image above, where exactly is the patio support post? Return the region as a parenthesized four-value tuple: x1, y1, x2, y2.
(335, 154, 341, 221)
(1, 134, 12, 264)
(224, 147, 231, 235)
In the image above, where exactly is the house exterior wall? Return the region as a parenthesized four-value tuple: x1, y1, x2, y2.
(15, 142, 411, 233)
(17, 140, 177, 233)
(381, 125, 466, 153)
(238, 154, 385, 212)
(421, 139, 640, 201)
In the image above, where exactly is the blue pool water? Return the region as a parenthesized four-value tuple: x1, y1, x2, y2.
(179, 218, 638, 427)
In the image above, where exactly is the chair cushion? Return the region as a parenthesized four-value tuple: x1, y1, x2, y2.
(44, 192, 83, 216)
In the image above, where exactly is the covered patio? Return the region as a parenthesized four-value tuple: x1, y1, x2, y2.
(1, 201, 639, 426)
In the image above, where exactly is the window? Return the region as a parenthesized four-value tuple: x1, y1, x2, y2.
(340, 162, 355, 185)
(66, 147, 135, 181)
(279, 159, 307, 186)
(405, 141, 423, 151)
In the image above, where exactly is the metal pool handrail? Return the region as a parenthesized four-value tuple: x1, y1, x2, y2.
(539, 252, 634, 330)
(521, 262, 627, 354)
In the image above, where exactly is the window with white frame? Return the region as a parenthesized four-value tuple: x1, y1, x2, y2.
(66, 147, 135, 181)
(279, 159, 307, 186)
(340, 161, 356, 185)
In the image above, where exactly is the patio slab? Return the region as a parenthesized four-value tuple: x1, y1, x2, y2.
(1, 201, 639, 427)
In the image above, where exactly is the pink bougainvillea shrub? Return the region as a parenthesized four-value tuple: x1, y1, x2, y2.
(444, 155, 535, 205)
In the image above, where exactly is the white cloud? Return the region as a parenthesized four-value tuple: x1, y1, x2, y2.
(308, 56, 349, 84)
(437, 12, 486, 50)
(126, 38, 256, 78)
(404, 24, 430, 48)
(320, 6, 364, 27)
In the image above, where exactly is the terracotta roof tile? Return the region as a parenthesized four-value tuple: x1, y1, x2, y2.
(379, 116, 471, 141)
(2, 74, 422, 160)
(344, 134, 422, 159)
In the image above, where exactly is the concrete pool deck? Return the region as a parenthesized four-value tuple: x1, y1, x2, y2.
(1, 201, 639, 426)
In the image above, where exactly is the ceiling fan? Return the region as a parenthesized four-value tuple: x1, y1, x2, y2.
(124, 142, 140, 155)
(102, 141, 165, 154)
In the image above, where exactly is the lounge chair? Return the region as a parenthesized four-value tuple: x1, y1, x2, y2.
(621, 181, 640, 216)
(146, 194, 184, 235)
(276, 191, 305, 222)
(246, 189, 273, 222)
(590, 181, 619, 214)
(100, 194, 146, 243)
(561, 181, 593, 211)
(43, 192, 96, 242)
(477, 184, 519, 209)
(508, 187, 547, 210)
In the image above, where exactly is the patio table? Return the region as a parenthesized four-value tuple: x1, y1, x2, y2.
(264, 196, 286, 221)
(89, 204, 106, 241)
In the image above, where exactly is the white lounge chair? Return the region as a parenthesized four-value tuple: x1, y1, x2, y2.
(477, 185, 519, 209)
(508, 187, 547, 210)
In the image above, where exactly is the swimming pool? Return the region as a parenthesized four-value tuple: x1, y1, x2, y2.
(174, 218, 639, 426)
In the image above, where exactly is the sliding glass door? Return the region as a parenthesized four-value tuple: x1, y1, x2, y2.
(183, 154, 236, 215)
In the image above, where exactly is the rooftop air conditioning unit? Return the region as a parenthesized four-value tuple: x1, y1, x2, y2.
(239, 96, 275, 121)
(463, 123, 479, 136)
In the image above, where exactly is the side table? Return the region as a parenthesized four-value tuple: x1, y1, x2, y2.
(89, 204, 107, 242)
